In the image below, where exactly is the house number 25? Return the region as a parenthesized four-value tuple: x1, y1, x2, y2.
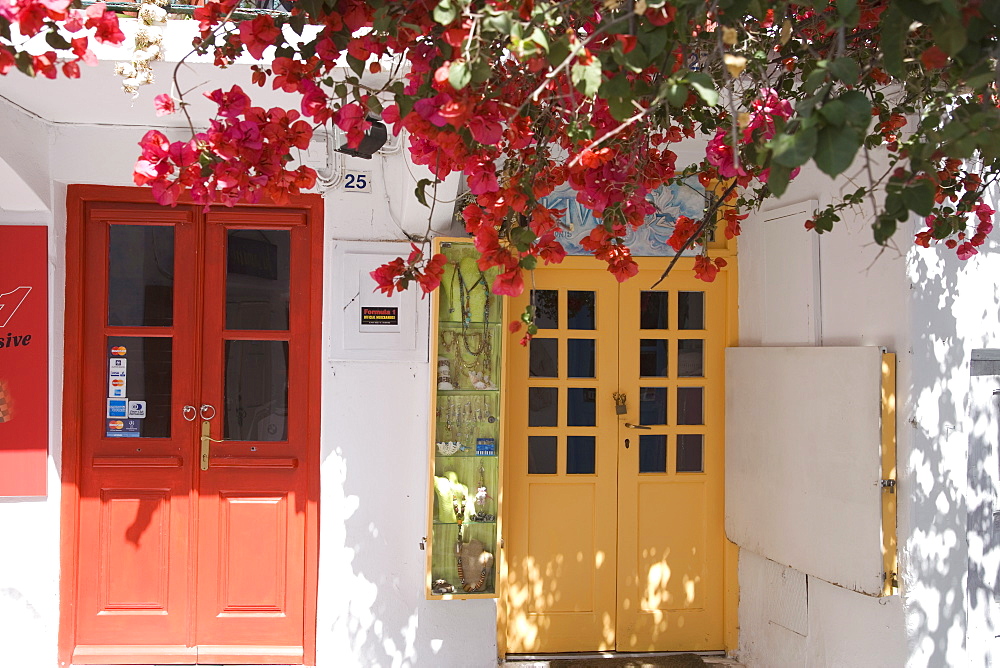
(343, 171, 372, 193)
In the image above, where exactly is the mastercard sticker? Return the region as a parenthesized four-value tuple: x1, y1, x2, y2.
(108, 376, 126, 397)
(111, 346, 127, 356)
(106, 418, 139, 438)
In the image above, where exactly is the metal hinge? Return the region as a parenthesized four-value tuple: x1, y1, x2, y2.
(419, 537, 426, 551)
(883, 571, 899, 589)
(880, 479, 897, 493)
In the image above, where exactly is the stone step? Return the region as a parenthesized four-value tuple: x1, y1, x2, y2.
(504, 652, 745, 668)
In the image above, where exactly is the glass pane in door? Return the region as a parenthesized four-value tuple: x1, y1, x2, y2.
(108, 225, 174, 327)
(225, 230, 290, 331)
(224, 340, 289, 441)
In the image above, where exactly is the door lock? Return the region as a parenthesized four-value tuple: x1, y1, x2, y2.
(199, 420, 225, 471)
(613, 392, 628, 415)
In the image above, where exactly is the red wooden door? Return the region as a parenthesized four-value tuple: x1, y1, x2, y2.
(66, 189, 321, 665)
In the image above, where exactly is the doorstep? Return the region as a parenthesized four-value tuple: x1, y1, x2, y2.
(503, 652, 744, 667)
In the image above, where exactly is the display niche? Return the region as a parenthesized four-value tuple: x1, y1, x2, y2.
(426, 239, 503, 599)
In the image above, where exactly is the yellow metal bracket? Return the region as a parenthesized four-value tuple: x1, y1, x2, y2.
(881, 353, 898, 596)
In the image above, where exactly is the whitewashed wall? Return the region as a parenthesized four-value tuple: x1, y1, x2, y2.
(0, 43, 497, 666)
(736, 158, 1000, 667)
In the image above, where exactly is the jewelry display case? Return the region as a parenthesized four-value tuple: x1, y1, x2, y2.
(425, 239, 504, 599)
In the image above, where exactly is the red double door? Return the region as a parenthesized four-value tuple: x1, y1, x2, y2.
(64, 187, 322, 664)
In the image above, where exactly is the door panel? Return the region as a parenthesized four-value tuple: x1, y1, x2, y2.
(506, 260, 728, 653)
(616, 266, 726, 651)
(76, 207, 197, 655)
(70, 195, 318, 665)
(507, 269, 620, 652)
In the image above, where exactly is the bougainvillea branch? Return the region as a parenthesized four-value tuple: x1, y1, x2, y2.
(3, 0, 1000, 298)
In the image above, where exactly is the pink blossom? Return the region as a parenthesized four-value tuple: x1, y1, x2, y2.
(956, 242, 978, 260)
(154, 94, 176, 116)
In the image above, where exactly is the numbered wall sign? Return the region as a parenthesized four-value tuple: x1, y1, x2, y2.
(342, 170, 372, 193)
(0, 226, 48, 496)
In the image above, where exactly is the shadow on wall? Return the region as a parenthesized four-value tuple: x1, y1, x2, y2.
(319, 360, 498, 668)
(905, 229, 1000, 667)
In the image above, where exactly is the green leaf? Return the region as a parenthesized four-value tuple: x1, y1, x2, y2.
(345, 54, 366, 77)
(637, 23, 668, 61)
(600, 74, 633, 121)
(662, 81, 688, 108)
(817, 99, 846, 127)
(519, 255, 538, 270)
(367, 97, 384, 114)
(547, 36, 571, 68)
(766, 163, 793, 197)
(448, 60, 471, 90)
(839, 90, 872, 130)
(935, 15, 967, 55)
(571, 58, 602, 97)
(872, 214, 898, 245)
(433, 0, 458, 25)
(878, 4, 907, 78)
(414, 179, 433, 208)
(827, 57, 859, 83)
(803, 68, 829, 94)
(528, 27, 549, 53)
(510, 226, 537, 252)
(814, 126, 862, 176)
(45, 30, 72, 51)
(0, 17, 11, 42)
(687, 71, 719, 106)
(770, 125, 818, 168)
(15, 51, 33, 77)
(484, 12, 512, 35)
(903, 180, 937, 216)
(470, 59, 492, 84)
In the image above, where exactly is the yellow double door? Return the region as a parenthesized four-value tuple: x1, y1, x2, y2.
(505, 259, 730, 653)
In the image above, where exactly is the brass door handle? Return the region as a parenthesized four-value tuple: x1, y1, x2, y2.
(200, 420, 211, 470)
(623, 422, 651, 430)
(199, 420, 225, 470)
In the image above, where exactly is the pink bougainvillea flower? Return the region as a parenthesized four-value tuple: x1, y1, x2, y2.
(239, 15, 280, 60)
(154, 93, 177, 116)
(205, 85, 251, 118)
(956, 242, 978, 260)
(492, 267, 525, 296)
(370, 258, 407, 296)
(84, 2, 125, 44)
(416, 253, 448, 294)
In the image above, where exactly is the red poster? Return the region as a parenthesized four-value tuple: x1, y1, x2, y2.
(0, 226, 48, 496)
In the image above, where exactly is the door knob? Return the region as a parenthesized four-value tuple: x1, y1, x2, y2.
(182, 405, 197, 421)
(199, 404, 217, 420)
(624, 422, 651, 430)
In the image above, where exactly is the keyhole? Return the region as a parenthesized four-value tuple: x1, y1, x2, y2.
(250, 446, 257, 452)
(624, 438, 630, 449)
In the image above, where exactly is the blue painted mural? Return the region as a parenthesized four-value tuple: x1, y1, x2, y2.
(540, 180, 706, 256)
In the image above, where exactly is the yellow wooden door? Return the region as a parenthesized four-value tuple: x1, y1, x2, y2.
(505, 258, 729, 653)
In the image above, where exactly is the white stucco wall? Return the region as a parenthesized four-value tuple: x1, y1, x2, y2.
(735, 160, 1000, 668)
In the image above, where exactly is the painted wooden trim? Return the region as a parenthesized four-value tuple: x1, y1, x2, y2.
(881, 352, 898, 597)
